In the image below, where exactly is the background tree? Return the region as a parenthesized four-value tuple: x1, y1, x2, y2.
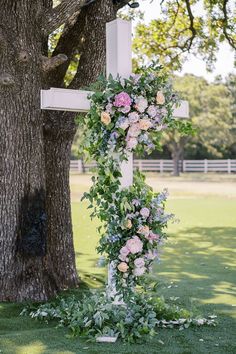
(133, 0, 236, 71)
(132, 0, 235, 175)
(163, 74, 234, 175)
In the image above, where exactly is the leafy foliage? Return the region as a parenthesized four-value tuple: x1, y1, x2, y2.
(133, 0, 236, 72)
(21, 290, 216, 343)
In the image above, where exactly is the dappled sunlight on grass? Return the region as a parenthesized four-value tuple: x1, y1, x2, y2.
(1, 174, 236, 354)
(16, 341, 46, 354)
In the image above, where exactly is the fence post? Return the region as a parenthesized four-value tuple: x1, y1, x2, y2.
(204, 159, 208, 173)
(78, 160, 83, 173)
(228, 159, 231, 174)
(138, 160, 142, 171)
(160, 160, 163, 174)
(183, 160, 186, 173)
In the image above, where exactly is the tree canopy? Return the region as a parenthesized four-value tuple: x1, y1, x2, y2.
(133, 0, 236, 72)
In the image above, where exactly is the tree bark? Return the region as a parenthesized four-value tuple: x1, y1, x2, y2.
(0, 0, 118, 302)
(0, 0, 58, 301)
(171, 150, 182, 176)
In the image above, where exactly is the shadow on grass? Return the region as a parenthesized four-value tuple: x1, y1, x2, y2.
(153, 226, 236, 316)
(0, 226, 236, 354)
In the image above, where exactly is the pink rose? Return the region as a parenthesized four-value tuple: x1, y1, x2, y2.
(134, 257, 145, 268)
(114, 92, 132, 107)
(126, 236, 143, 254)
(133, 267, 146, 276)
(128, 123, 141, 137)
(120, 105, 131, 114)
(126, 137, 138, 150)
(120, 246, 130, 257)
(140, 207, 150, 218)
(147, 105, 158, 118)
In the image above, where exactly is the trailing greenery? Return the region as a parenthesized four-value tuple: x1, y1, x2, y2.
(21, 290, 216, 343)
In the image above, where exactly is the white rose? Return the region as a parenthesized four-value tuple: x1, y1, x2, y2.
(135, 96, 148, 113)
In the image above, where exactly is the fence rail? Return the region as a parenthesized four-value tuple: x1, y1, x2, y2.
(70, 159, 236, 174)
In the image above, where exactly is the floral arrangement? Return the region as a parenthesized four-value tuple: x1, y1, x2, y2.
(95, 172, 174, 293)
(80, 64, 189, 297)
(82, 63, 180, 158)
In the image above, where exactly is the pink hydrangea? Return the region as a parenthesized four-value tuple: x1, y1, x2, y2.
(140, 207, 150, 218)
(114, 92, 132, 107)
(126, 236, 143, 254)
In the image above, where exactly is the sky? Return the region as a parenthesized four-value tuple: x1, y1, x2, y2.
(133, 0, 236, 81)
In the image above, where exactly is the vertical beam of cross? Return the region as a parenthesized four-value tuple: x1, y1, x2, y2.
(106, 19, 133, 297)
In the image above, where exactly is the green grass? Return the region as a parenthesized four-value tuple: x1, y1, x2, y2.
(1, 175, 236, 354)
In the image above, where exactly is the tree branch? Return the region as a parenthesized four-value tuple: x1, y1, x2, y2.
(184, 0, 196, 49)
(222, 0, 236, 50)
(46, 0, 117, 87)
(44, 0, 91, 35)
(42, 54, 68, 72)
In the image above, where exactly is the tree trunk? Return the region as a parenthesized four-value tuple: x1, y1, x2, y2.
(171, 150, 182, 176)
(0, 0, 117, 302)
(42, 0, 116, 291)
(0, 0, 58, 301)
(43, 111, 79, 290)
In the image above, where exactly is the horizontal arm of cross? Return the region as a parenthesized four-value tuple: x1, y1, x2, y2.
(41, 87, 189, 118)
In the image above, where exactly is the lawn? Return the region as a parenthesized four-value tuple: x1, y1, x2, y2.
(1, 174, 236, 354)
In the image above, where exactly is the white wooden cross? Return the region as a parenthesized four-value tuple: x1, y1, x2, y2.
(41, 17, 189, 307)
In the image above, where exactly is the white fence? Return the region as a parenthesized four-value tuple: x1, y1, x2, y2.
(70, 159, 236, 174)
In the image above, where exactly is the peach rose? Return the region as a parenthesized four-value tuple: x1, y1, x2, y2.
(117, 262, 129, 272)
(156, 91, 165, 105)
(137, 225, 150, 236)
(139, 119, 153, 131)
(101, 111, 111, 125)
(124, 219, 132, 229)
